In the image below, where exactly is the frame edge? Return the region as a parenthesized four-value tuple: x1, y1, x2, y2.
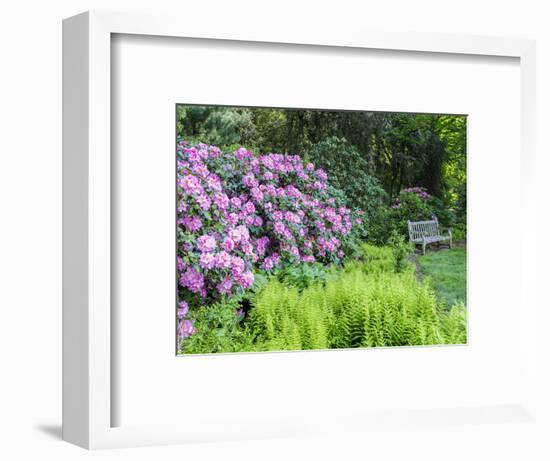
(62, 11, 91, 449)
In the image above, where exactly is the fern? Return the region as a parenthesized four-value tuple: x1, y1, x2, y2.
(247, 267, 465, 352)
(440, 302, 467, 344)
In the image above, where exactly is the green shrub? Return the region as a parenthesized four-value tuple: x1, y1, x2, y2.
(308, 137, 388, 215)
(388, 231, 413, 273)
(355, 243, 395, 274)
(452, 222, 467, 242)
(276, 262, 331, 291)
(356, 241, 412, 275)
(181, 299, 254, 354)
(363, 206, 398, 246)
(366, 188, 458, 244)
(390, 190, 435, 236)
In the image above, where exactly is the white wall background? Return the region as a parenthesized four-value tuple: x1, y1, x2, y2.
(1, 0, 549, 459)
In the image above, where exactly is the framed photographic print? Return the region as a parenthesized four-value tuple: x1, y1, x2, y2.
(174, 104, 467, 356)
(63, 11, 538, 450)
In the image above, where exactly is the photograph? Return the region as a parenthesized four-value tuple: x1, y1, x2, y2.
(176, 105, 467, 354)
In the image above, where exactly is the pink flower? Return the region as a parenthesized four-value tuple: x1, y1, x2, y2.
(177, 301, 189, 319)
(180, 174, 201, 193)
(217, 277, 233, 295)
(231, 256, 245, 278)
(235, 147, 252, 160)
(230, 197, 242, 209)
(197, 235, 217, 253)
(227, 212, 239, 225)
(196, 193, 211, 211)
(273, 222, 286, 235)
(213, 193, 229, 210)
(242, 201, 256, 215)
(199, 252, 216, 270)
(250, 187, 264, 202)
(178, 319, 196, 339)
(262, 258, 274, 271)
(177, 256, 185, 272)
(238, 270, 254, 289)
(179, 267, 204, 293)
(243, 173, 259, 188)
(182, 216, 202, 232)
(222, 237, 235, 251)
(215, 251, 232, 269)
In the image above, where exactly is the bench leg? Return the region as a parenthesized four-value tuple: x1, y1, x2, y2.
(422, 240, 426, 256)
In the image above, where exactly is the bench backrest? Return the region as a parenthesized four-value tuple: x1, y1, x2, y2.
(408, 219, 440, 241)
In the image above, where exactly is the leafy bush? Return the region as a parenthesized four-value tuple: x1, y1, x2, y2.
(355, 243, 396, 274)
(452, 222, 467, 242)
(181, 299, 254, 354)
(365, 187, 459, 245)
(176, 140, 363, 338)
(308, 137, 388, 216)
(356, 240, 412, 275)
(362, 205, 394, 245)
(390, 188, 434, 232)
(388, 231, 413, 273)
(276, 262, 331, 291)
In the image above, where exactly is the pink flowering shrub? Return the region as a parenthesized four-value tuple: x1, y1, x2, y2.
(176, 140, 364, 339)
(391, 187, 431, 209)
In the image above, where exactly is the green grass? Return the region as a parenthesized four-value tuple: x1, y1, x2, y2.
(418, 248, 466, 308)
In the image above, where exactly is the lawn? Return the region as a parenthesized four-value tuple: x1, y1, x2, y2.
(418, 248, 466, 308)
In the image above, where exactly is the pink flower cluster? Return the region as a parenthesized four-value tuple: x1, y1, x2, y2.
(401, 187, 431, 200)
(176, 301, 195, 340)
(176, 140, 363, 315)
(392, 187, 431, 208)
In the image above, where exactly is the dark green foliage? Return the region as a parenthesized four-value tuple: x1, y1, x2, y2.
(176, 105, 255, 148)
(454, 181, 467, 222)
(391, 191, 435, 234)
(374, 189, 457, 243)
(308, 137, 388, 214)
(363, 205, 396, 245)
(276, 262, 331, 291)
(452, 222, 467, 242)
(176, 105, 467, 216)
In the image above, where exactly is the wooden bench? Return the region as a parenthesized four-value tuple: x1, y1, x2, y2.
(407, 218, 452, 255)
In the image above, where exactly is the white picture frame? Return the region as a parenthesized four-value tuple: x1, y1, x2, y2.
(62, 10, 538, 450)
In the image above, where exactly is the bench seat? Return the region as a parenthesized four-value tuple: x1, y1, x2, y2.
(408, 218, 452, 255)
